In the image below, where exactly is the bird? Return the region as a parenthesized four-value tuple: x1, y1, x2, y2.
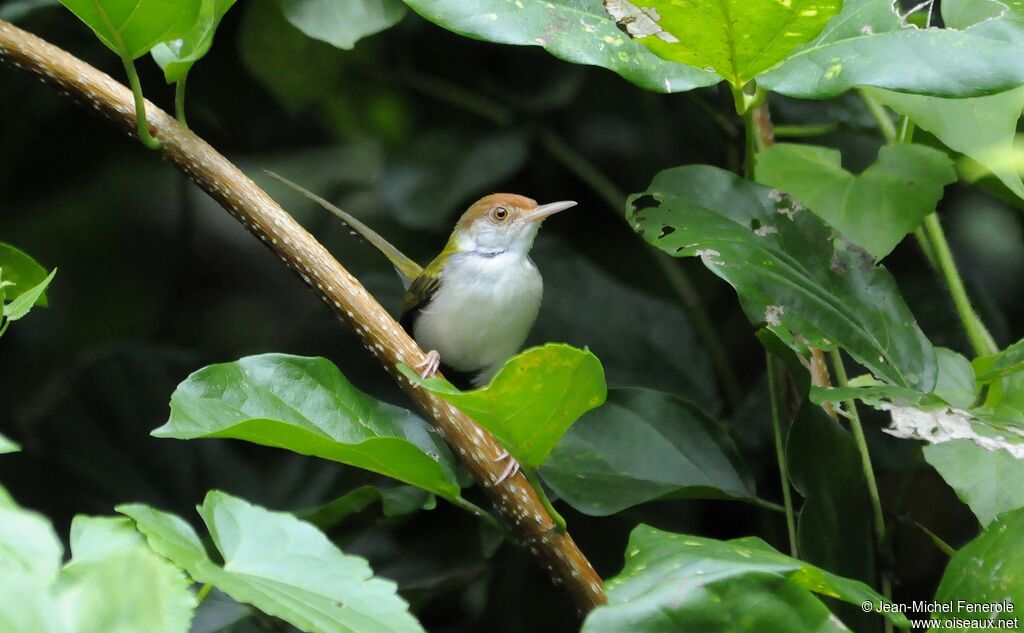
(266, 173, 575, 388)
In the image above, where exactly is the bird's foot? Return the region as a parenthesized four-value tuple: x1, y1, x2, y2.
(495, 449, 520, 484)
(415, 350, 442, 379)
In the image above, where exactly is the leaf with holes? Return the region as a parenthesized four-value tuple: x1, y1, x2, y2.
(153, 354, 461, 499)
(604, 0, 841, 88)
(151, 0, 237, 83)
(628, 164, 937, 392)
(400, 344, 607, 468)
(59, 0, 204, 60)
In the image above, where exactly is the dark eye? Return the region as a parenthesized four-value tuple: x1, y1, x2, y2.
(492, 207, 509, 221)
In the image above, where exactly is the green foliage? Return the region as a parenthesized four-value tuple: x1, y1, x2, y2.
(924, 440, 1024, 527)
(155, 354, 461, 499)
(756, 143, 957, 259)
(400, 0, 717, 93)
(58, 0, 203, 60)
(581, 525, 908, 632)
(118, 491, 425, 633)
(0, 243, 55, 337)
(933, 508, 1024, 627)
(151, 0, 238, 83)
(401, 344, 606, 468)
(282, 0, 407, 50)
(604, 0, 840, 88)
(628, 165, 937, 391)
(540, 388, 756, 516)
(0, 432, 18, 454)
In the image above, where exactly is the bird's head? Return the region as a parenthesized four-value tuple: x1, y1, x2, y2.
(452, 193, 577, 256)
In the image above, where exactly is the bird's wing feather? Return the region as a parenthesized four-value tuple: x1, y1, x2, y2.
(264, 170, 423, 287)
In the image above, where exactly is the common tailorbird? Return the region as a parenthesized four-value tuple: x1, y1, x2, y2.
(267, 171, 576, 389)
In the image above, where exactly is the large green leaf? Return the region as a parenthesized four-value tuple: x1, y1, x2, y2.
(118, 491, 426, 633)
(865, 87, 1024, 201)
(0, 431, 19, 454)
(400, 344, 606, 468)
(0, 493, 63, 586)
(283, 0, 407, 50)
(151, 0, 238, 83)
(58, 0, 203, 60)
(760, 0, 1024, 98)
(756, 143, 957, 259)
(604, 0, 841, 88)
(933, 508, 1024, 628)
(399, 0, 718, 94)
(153, 354, 460, 499)
(628, 165, 937, 392)
(924, 440, 1024, 527)
(0, 242, 49, 304)
(59, 517, 196, 633)
(540, 388, 756, 516)
(581, 525, 908, 632)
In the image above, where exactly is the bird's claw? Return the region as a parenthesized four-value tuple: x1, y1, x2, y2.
(415, 350, 441, 379)
(495, 449, 520, 485)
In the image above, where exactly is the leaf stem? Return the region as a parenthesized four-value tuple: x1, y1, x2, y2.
(449, 495, 504, 532)
(175, 77, 188, 127)
(767, 353, 799, 557)
(831, 348, 893, 633)
(858, 89, 898, 143)
(196, 582, 213, 604)
(525, 468, 566, 533)
(772, 122, 839, 138)
(120, 57, 162, 150)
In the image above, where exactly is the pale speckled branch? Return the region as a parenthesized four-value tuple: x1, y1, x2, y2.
(0, 19, 606, 611)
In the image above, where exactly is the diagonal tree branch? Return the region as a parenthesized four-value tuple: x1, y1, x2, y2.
(0, 19, 606, 610)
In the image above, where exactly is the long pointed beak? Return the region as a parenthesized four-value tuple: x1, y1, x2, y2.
(522, 200, 577, 223)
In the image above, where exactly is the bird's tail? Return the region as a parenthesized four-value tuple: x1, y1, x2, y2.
(264, 170, 423, 287)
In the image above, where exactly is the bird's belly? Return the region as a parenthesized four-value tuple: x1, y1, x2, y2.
(413, 258, 542, 377)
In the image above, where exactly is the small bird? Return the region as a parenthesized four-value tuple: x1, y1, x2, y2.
(266, 171, 575, 388)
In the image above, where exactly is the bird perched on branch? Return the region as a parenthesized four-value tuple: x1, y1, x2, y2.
(266, 172, 575, 390)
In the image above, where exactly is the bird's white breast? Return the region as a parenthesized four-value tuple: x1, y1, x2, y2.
(413, 251, 542, 381)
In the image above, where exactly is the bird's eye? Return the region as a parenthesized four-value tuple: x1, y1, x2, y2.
(492, 207, 509, 221)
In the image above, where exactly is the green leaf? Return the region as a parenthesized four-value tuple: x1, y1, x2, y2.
(58, 0, 203, 60)
(0, 242, 49, 305)
(400, 0, 718, 94)
(756, 143, 957, 259)
(283, 0, 406, 50)
(4, 268, 56, 322)
(153, 354, 460, 500)
(59, 516, 196, 633)
(604, 0, 841, 88)
(933, 507, 1024, 627)
(865, 87, 1024, 201)
(151, 0, 238, 84)
(760, 0, 1024, 98)
(581, 525, 908, 632)
(118, 491, 426, 633)
(400, 344, 607, 468)
(540, 388, 756, 516)
(628, 164, 937, 392)
(0, 494, 63, 586)
(0, 431, 19, 454)
(297, 485, 434, 529)
(925, 440, 1024, 527)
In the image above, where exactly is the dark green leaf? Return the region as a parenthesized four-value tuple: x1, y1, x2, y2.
(153, 354, 460, 499)
(756, 143, 957, 259)
(151, 0, 238, 84)
(604, 0, 840, 88)
(296, 485, 434, 529)
(760, 0, 1024, 98)
(581, 525, 908, 632)
(283, 0, 406, 50)
(400, 0, 718, 94)
(400, 344, 607, 468)
(540, 388, 756, 516)
(58, 0, 203, 59)
(925, 440, 1024, 527)
(0, 242, 49, 306)
(628, 164, 937, 391)
(933, 507, 1024, 627)
(119, 491, 426, 633)
(4, 268, 56, 322)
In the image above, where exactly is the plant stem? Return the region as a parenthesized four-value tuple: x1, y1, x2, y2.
(120, 57, 162, 150)
(767, 353, 799, 557)
(772, 122, 839, 138)
(858, 89, 898, 143)
(449, 495, 504, 532)
(922, 213, 999, 356)
(196, 582, 213, 604)
(524, 468, 567, 533)
(831, 349, 893, 632)
(911, 519, 956, 557)
(175, 77, 188, 127)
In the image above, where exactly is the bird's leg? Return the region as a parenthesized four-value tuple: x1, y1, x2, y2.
(415, 350, 442, 379)
(495, 449, 520, 484)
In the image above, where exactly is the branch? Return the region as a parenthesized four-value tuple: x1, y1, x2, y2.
(0, 19, 606, 611)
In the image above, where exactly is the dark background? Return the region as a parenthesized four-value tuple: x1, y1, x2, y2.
(1, 1, 1022, 631)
